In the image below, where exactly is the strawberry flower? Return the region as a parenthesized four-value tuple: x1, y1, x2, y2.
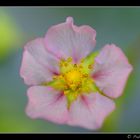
(20, 17, 133, 130)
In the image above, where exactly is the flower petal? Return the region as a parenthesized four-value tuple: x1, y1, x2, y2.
(26, 86, 69, 124)
(45, 17, 96, 62)
(20, 38, 59, 86)
(93, 44, 133, 98)
(67, 93, 115, 130)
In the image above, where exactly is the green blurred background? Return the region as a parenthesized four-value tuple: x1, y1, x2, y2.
(0, 7, 139, 133)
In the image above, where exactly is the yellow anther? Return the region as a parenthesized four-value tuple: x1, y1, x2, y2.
(53, 76, 57, 79)
(80, 58, 85, 63)
(73, 93, 78, 99)
(64, 85, 68, 89)
(64, 91, 69, 95)
(59, 58, 65, 66)
(64, 62, 68, 67)
(67, 57, 72, 62)
(59, 75, 64, 79)
(74, 64, 77, 67)
(88, 64, 93, 69)
(79, 65, 83, 69)
(83, 74, 88, 77)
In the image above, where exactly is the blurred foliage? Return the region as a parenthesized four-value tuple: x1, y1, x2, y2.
(0, 10, 22, 63)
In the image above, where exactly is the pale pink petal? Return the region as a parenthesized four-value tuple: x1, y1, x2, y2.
(67, 93, 115, 130)
(93, 44, 133, 98)
(24, 38, 59, 73)
(20, 38, 59, 86)
(45, 17, 96, 62)
(26, 86, 69, 124)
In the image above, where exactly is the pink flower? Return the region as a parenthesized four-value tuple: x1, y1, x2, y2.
(20, 17, 133, 130)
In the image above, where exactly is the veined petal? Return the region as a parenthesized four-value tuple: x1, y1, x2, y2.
(26, 86, 69, 124)
(20, 38, 59, 86)
(67, 93, 115, 130)
(45, 17, 96, 62)
(93, 44, 133, 98)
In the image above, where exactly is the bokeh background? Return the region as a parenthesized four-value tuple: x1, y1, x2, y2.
(0, 7, 139, 133)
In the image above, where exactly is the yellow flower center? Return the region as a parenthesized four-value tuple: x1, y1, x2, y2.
(44, 52, 99, 109)
(57, 57, 93, 92)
